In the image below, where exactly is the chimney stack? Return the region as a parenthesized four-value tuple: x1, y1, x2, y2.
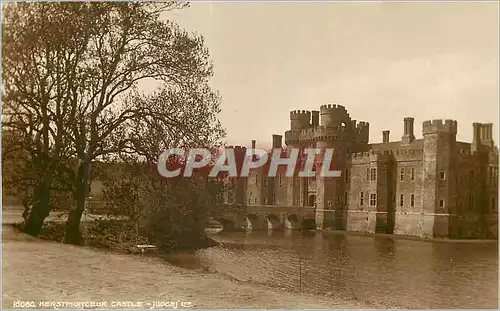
(481, 123, 494, 147)
(382, 130, 390, 143)
(472, 122, 482, 152)
(402, 117, 415, 144)
(272, 134, 282, 149)
(311, 111, 319, 127)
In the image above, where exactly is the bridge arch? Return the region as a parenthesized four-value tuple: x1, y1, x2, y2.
(302, 218, 317, 230)
(266, 214, 281, 230)
(284, 214, 299, 230)
(214, 218, 235, 231)
(245, 214, 259, 231)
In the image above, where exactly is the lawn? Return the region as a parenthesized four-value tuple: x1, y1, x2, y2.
(2, 209, 360, 309)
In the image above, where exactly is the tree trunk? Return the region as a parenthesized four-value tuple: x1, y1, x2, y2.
(63, 160, 89, 245)
(23, 182, 51, 236)
(63, 199, 85, 245)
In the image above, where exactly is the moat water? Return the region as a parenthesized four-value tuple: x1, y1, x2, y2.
(165, 230, 498, 309)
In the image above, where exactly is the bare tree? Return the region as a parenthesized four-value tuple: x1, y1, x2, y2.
(2, 2, 225, 243)
(2, 3, 91, 235)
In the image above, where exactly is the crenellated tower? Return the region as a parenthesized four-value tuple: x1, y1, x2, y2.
(421, 119, 457, 237)
(290, 110, 312, 130)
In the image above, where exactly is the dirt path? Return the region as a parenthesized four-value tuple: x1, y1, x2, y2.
(2, 211, 362, 309)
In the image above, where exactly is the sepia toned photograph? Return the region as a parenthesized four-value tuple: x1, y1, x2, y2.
(1, 1, 498, 310)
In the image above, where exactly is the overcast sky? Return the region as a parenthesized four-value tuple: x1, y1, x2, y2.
(165, 2, 498, 148)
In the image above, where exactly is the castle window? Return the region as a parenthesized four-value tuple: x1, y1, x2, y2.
(439, 199, 445, 208)
(328, 200, 332, 208)
(440, 171, 446, 180)
(400, 168, 405, 182)
(255, 198, 258, 204)
(345, 169, 350, 183)
(492, 197, 496, 210)
(248, 197, 251, 205)
(469, 195, 474, 208)
(410, 194, 415, 207)
(370, 194, 377, 206)
(344, 192, 348, 205)
(411, 168, 415, 181)
(370, 168, 377, 181)
(255, 174, 259, 185)
(470, 170, 474, 182)
(360, 192, 364, 206)
(366, 168, 370, 181)
(279, 174, 282, 186)
(263, 178, 267, 187)
(400, 194, 404, 207)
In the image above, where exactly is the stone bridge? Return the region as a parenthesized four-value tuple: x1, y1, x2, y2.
(211, 204, 319, 231)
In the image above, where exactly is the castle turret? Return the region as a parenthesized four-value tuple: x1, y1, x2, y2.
(356, 121, 369, 145)
(420, 119, 457, 238)
(320, 104, 350, 127)
(402, 117, 415, 144)
(290, 110, 311, 130)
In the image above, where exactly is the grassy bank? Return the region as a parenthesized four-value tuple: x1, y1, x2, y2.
(13, 218, 219, 255)
(2, 224, 362, 309)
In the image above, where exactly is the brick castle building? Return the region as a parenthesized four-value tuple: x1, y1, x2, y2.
(224, 103, 498, 239)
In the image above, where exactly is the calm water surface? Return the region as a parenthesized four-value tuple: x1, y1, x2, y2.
(166, 231, 498, 308)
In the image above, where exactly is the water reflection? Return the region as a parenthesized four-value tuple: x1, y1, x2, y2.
(164, 231, 498, 308)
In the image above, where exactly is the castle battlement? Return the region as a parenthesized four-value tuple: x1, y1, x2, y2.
(320, 103, 346, 111)
(285, 125, 352, 144)
(459, 149, 478, 157)
(290, 110, 312, 130)
(350, 149, 392, 164)
(393, 148, 423, 161)
(290, 110, 311, 117)
(351, 150, 392, 158)
(422, 119, 457, 135)
(356, 121, 369, 129)
(394, 148, 422, 155)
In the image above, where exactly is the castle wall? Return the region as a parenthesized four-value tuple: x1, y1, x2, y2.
(348, 152, 380, 233)
(393, 149, 426, 237)
(246, 168, 266, 205)
(226, 105, 497, 240)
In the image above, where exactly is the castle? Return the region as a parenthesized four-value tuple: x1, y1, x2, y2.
(224, 104, 499, 239)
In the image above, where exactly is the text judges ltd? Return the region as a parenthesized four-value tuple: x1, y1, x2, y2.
(13, 300, 194, 309)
